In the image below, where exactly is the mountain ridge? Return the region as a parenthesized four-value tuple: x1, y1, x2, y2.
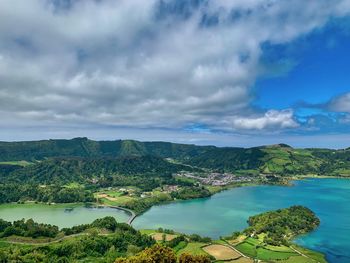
(1, 137, 350, 177)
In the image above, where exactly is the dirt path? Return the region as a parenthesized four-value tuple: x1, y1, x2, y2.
(224, 242, 249, 259)
(290, 246, 318, 262)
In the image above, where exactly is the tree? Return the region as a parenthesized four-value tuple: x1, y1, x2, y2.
(179, 253, 211, 263)
(115, 244, 176, 263)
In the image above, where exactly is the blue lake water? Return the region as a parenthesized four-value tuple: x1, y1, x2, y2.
(133, 178, 350, 263)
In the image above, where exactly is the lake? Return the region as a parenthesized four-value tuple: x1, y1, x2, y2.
(133, 178, 350, 263)
(0, 203, 130, 228)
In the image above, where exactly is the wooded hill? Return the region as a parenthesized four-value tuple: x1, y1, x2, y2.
(1, 137, 350, 177)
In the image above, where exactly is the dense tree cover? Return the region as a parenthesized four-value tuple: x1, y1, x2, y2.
(1, 138, 350, 212)
(2, 138, 350, 176)
(115, 244, 177, 263)
(178, 253, 211, 263)
(123, 193, 173, 214)
(244, 206, 320, 246)
(0, 216, 128, 240)
(0, 217, 155, 262)
(0, 217, 213, 262)
(0, 155, 199, 205)
(115, 244, 211, 263)
(120, 186, 211, 215)
(62, 216, 131, 236)
(187, 147, 265, 172)
(165, 235, 187, 248)
(0, 164, 22, 177)
(0, 137, 211, 162)
(0, 183, 94, 204)
(96, 173, 194, 192)
(5, 156, 198, 185)
(0, 218, 58, 238)
(187, 234, 211, 243)
(170, 186, 211, 200)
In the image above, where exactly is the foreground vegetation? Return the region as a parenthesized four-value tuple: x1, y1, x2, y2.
(0, 206, 326, 262)
(0, 217, 155, 262)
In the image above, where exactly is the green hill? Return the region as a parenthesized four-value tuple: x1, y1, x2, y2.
(1, 138, 350, 177)
(0, 137, 210, 161)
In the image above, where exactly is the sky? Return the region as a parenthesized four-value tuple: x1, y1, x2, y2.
(1, 0, 350, 148)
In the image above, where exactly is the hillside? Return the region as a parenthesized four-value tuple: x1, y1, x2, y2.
(4, 156, 197, 185)
(1, 138, 350, 176)
(0, 137, 211, 161)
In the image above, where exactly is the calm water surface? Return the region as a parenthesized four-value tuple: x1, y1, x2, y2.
(0, 203, 130, 228)
(133, 178, 350, 263)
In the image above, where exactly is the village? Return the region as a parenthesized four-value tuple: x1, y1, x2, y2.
(177, 172, 255, 186)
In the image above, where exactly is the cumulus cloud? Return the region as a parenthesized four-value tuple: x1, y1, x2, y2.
(231, 110, 299, 130)
(328, 92, 350, 113)
(0, 0, 350, 134)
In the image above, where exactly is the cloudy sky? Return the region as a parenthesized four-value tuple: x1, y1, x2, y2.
(1, 0, 350, 148)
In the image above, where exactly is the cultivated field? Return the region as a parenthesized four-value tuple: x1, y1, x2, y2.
(203, 244, 241, 260)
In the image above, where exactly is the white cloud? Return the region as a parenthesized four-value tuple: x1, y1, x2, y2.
(0, 0, 349, 135)
(231, 109, 299, 130)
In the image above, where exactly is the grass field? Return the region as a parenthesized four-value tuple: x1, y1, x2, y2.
(203, 244, 241, 260)
(290, 245, 327, 263)
(245, 237, 260, 246)
(233, 258, 254, 263)
(235, 241, 257, 258)
(280, 256, 317, 263)
(256, 247, 298, 260)
(177, 242, 209, 256)
(102, 190, 126, 198)
(95, 193, 136, 206)
(235, 237, 302, 261)
(139, 229, 157, 235)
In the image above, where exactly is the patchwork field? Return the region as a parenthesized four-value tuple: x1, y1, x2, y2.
(202, 244, 241, 260)
(235, 237, 299, 260)
(233, 237, 327, 263)
(95, 192, 136, 206)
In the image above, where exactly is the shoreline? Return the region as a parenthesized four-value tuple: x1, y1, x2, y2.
(1, 176, 346, 228)
(78, 176, 350, 223)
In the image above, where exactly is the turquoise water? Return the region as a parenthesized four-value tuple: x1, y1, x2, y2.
(0, 203, 130, 228)
(133, 178, 350, 263)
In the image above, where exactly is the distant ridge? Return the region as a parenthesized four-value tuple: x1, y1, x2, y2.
(0, 137, 350, 177)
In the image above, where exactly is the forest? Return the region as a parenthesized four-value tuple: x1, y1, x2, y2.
(0, 216, 212, 263)
(1, 138, 350, 177)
